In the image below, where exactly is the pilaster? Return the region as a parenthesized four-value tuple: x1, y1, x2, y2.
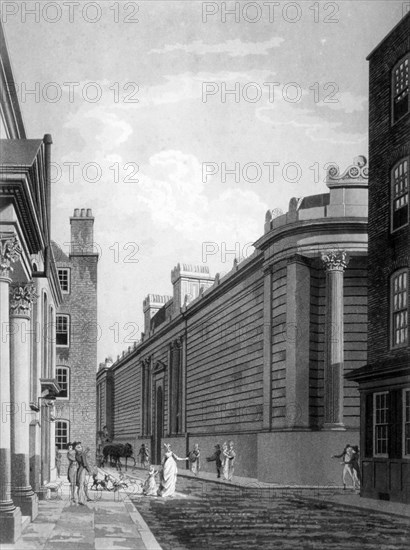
(321, 249, 349, 430)
(285, 255, 311, 429)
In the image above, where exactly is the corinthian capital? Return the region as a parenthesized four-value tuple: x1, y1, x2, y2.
(321, 249, 349, 272)
(10, 283, 38, 317)
(0, 236, 21, 278)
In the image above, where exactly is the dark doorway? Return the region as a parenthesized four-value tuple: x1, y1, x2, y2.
(155, 386, 163, 465)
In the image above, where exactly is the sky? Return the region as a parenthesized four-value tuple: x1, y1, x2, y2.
(2, 0, 407, 363)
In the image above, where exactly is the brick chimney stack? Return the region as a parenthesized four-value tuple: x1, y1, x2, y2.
(143, 294, 172, 333)
(70, 208, 95, 255)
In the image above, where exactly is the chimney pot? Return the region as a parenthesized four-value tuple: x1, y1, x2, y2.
(86, 208, 92, 217)
(80, 208, 86, 217)
(74, 208, 80, 217)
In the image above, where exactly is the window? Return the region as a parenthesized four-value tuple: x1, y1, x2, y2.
(55, 420, 69, 450)
(391, 270, 408, 347)
(392, 159, 409, 231)
(56, 315, 69, 347)
(58, 268, 70, 293)
(56, 367, 69, 399)
(374, 392, 389, 457)
(393, 54, 409, 122)
(404, 390, 410, 458)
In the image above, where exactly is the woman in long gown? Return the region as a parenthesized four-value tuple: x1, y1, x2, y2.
(67, 442, 78, 503)
(221, 441, 229, 481)
(157, 443, 187, 497)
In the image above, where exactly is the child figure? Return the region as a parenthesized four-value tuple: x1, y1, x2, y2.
(143, 465, 158, 496)
(187, 443, 200, 476)
(206, 444, 222, 478)
(138, 444, 150, 469)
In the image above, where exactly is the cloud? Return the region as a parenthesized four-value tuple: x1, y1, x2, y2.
(255, 92, 367, 145)
(148, 38, 284, 57)
(316, 90, 368, 114)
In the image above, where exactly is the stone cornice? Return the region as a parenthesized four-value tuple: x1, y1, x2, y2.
(254, 217, 368, 252)
(0, 173, 46, 254)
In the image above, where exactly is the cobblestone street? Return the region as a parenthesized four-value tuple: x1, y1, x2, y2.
(130, 475, 410, 550)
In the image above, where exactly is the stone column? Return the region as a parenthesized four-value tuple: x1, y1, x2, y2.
(0, 236, 22, 544)
(321, 249, 349, 430)
(10, 283, 39, 519)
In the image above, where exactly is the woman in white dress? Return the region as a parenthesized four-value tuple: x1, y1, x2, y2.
(221, 441, 229, 480)
(157, 443, 187, 497)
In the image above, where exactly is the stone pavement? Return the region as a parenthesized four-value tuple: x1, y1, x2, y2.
(1, 474, 161, 550)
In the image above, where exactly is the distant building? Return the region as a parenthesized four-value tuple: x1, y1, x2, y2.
(97, 157, 368, 485)
(0, 23, 62, 543)
(347, 13, 410, 503)
(52, 209, 99, 469)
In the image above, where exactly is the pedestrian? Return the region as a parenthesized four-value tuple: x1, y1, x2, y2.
(225, 441, 236, 482)
(55, 445, 62, 478)
(206, 444, 222, 478)
(138, 443, 150, 469)
(102, 425, 111, 443)
(75, 441, 93, 505)
(187, 443, 201, 476)
(142, 465, 158, 496)
(83, 447, 93, 502)
(67, 442, 78, 504)
(221, 441, 229, 480)
(351, 445, 361, 486)
(157, 443, 188, 497)
(332, 444, 360, 490)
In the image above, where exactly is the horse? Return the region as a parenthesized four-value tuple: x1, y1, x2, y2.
(102, 443, 136, 471)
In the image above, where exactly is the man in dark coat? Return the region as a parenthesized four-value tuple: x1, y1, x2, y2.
(206, 444, 222, 478)
(75, 442, 92, 505)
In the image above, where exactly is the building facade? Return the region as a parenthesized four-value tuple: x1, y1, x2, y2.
(0, 24, 99, 543)
(52, 209, 99, 473)
(97, 156, 368, 486)
(347, 14, 410, 503)
(0, 23, 62, 543)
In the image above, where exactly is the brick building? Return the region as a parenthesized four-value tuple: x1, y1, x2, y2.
(97, 156, 368, 486)
(52, 209, 99, 470)
(347, 13, 410, 503)
(0, 24, 62, 542)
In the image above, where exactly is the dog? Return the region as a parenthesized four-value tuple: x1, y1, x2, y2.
(91, 473, 110, 490)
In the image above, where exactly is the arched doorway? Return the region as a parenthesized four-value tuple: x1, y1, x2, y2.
(155, 385, 163, 465)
